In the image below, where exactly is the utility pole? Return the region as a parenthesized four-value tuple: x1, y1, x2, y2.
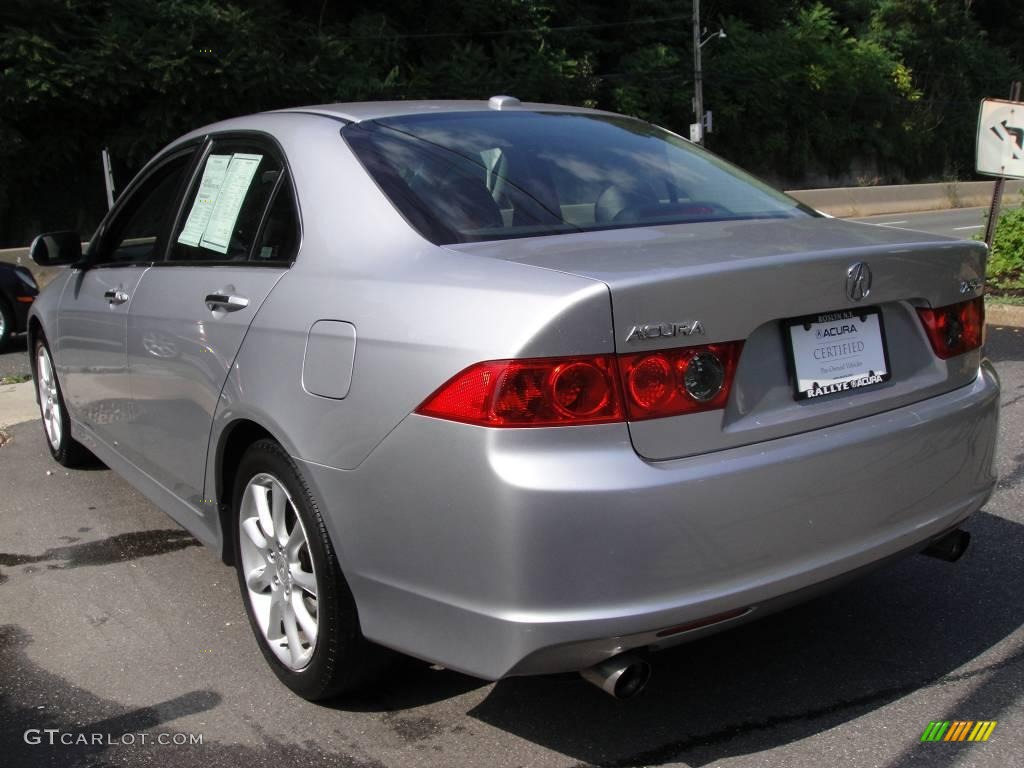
(692, 0, 704, 145)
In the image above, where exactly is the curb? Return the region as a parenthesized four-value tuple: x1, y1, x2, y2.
(0, 381, 39, 430)
(986, 301, 1024, 329)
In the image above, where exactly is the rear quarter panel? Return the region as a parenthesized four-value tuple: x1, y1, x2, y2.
(205, 115, 615, 553)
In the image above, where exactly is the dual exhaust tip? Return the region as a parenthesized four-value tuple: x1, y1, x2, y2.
(581, 528, 971, 699)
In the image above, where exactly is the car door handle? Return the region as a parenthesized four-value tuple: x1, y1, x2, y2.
(103, 289, 130, 305)
(205, 293, 249, 312)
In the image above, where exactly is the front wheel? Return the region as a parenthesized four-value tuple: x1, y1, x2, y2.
(233, 439, 389, 700)
(35, 338, 90, 467)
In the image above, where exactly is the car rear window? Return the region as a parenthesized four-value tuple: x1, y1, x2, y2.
(342, 111, 813, 245)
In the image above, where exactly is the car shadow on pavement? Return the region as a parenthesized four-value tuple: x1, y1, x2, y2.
(1, 333, 27, 353)
(985, 324, 1024, 364)
(462, 509, 1024, 766)
(0, 624, 376, 768)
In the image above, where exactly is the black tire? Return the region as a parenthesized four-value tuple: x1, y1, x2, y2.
(0, 297, 13, 349)
(232, 438, 391, 700)
(34, 336, 91, 467)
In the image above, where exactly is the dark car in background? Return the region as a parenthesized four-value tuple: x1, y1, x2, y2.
(0, 261, 38, 348)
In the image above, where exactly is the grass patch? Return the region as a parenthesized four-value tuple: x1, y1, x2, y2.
(986, 294, 1024, 306)
(0, 374, 31, 385)
(979, 195, 1024, 294)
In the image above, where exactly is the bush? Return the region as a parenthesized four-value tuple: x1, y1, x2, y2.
(986, 196, 1024, 293)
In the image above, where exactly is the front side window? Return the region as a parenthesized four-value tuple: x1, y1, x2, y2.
(94, 152, 193, 265)
(168, 140, 285, 262)
(343, 112, 813, 245)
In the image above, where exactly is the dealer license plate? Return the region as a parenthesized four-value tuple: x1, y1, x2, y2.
(786, 308, 890, 400)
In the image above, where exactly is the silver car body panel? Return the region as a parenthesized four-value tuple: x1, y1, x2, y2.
(28, 103, 1000, 681)
(57, 266, 151, 466)
(447, 221, 987, 459)
(127, 264, 288, 511)
(298, 364, 997, 678)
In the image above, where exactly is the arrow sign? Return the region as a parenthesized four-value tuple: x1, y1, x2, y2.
(977, 98, 1024, 179)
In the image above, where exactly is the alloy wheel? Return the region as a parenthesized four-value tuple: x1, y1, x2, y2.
(36, 345, 62, 449)
(238, 472, 319, 670)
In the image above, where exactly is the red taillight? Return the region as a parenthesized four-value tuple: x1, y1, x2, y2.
(617, 342, 743, 420)
(916, 297, 985, 360)
(416, 341, 743, 427)
(416, 355, 624, 427)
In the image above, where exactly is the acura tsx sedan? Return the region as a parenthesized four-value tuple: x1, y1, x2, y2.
(28, 97, 998, 700)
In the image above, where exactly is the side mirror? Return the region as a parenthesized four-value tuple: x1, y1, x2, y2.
(28, 231, 83, 267)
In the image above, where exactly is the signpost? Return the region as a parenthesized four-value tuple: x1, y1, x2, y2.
(978, 82, 1023, 247)
(101, 148, 116, 211)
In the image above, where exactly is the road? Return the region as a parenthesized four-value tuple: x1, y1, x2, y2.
(1, 334, 29, 381)
(848, 206, 996, 237)
(1, 326, 1023, 767)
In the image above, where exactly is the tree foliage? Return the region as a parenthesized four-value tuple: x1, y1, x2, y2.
(0, 0, 1021, 245)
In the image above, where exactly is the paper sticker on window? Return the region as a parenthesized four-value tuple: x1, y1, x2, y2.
(177, 154, 231, 247)
(198, 153, 263, 254)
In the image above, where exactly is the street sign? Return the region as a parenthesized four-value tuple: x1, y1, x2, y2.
(977, 98, 1024, 179)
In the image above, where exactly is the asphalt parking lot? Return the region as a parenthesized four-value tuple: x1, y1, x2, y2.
(1, 326, 1022, 768)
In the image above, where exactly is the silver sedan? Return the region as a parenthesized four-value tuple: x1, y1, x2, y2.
(27, 97, 999, 700)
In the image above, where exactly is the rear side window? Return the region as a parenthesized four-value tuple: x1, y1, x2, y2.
(343, 112, 812, 245)
(168, 140, 285, 262)
(253, 183, 299, 263)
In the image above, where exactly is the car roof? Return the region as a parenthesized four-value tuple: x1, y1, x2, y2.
(271, 99, 619, 123)
(168, 98, 627, 151)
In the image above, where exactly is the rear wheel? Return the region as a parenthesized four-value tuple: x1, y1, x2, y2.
(233, 439, 389, 700)
(34, 338, 90, 467)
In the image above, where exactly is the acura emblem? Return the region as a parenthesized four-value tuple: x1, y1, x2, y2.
(846, 262, 872, 302)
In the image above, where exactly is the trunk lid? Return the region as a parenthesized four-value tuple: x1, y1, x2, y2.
(445, 217, 987, 460)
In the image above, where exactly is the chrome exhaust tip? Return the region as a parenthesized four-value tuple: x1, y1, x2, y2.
(922, 528, 970, 562)
(580, 652, 651, 699)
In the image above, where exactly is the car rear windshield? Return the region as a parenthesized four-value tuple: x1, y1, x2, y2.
(342, 111, 813, 245)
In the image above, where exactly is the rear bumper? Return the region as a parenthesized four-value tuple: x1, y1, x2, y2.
(298, 363, 999, 680)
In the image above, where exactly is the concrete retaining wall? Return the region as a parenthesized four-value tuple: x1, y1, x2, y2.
(787, 179, 1024, 218)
